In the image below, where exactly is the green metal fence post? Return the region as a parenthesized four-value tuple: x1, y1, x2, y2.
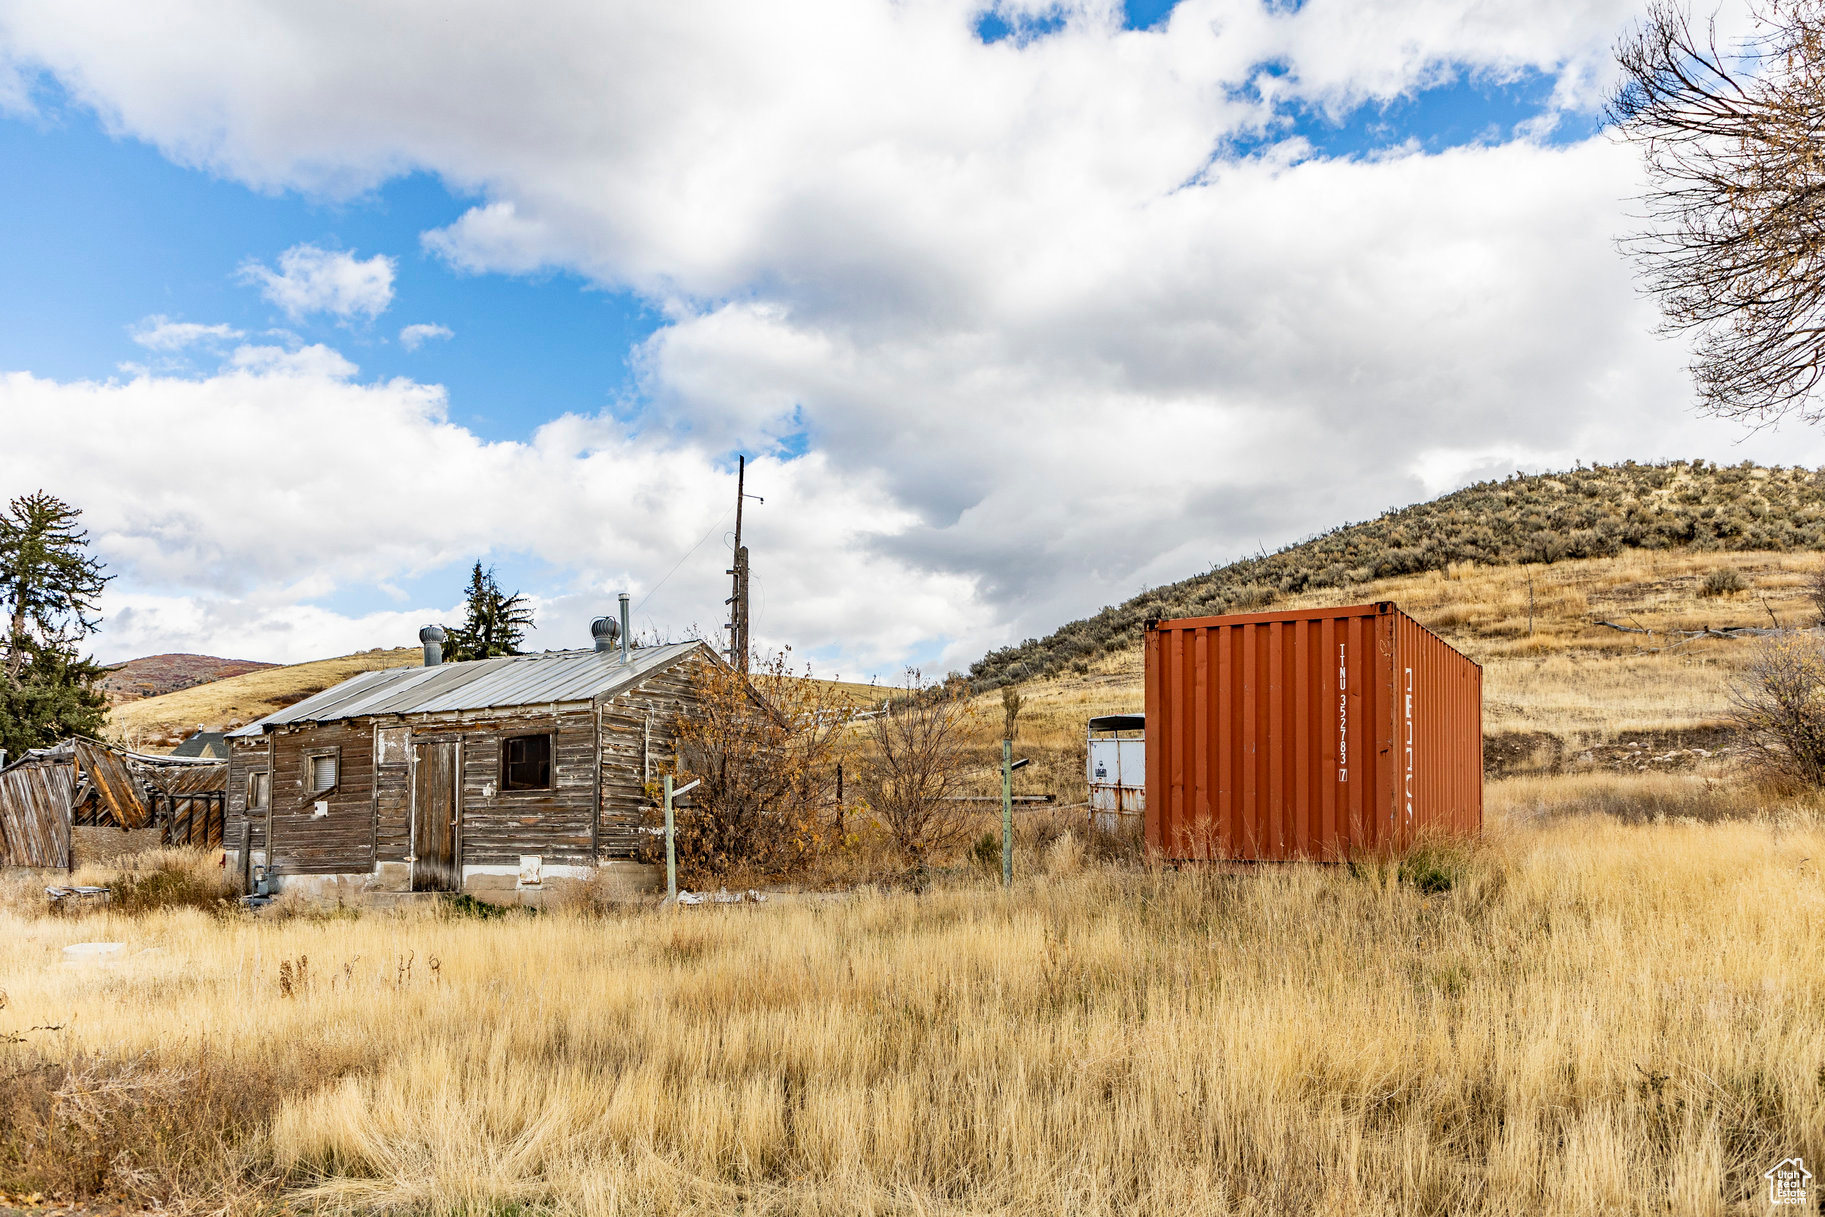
(1001, 738, 1013, 888)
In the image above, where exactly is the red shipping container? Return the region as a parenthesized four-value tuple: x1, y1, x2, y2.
(1144, 601, 1481, 861)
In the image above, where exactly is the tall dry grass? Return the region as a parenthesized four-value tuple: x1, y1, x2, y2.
(3, 811, 1822, 1215)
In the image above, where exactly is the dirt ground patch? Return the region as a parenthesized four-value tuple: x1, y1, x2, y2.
(1484, 725, 1737, 778)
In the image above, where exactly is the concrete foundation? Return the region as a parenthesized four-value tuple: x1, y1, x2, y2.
(247, 860, 664, 909)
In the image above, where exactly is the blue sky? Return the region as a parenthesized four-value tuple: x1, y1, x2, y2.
(0, 88, 660, 442)
(1, 0, 1809, 678)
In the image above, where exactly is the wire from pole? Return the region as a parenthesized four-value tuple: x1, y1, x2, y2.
(633, 504, 734, 616)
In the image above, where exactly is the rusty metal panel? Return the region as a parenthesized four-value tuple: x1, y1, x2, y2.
(1145, 601, 1480, 862)
(75, 740, 151, 829)
(1391, 611, 1484, 846)
(0, 763, 73, 868)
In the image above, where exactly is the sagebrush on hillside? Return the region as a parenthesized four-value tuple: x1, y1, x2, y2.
(972, 460, 1825, 686)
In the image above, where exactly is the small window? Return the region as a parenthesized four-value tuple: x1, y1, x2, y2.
(247, 772, 269, 810)
(501, 734, 552, 791)
(310, 754, 338, 794)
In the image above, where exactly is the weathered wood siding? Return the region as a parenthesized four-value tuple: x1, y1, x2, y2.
(597, 649, 716, 859)
(404, 708, 597, 866)
(231, 643, 719, 873)
(270, 720, 375, 874)
(374, 726, 411, 863)
(226, 737, 270, 854)
(0, 761, 73, 868)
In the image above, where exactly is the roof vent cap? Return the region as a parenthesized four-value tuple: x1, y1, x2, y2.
(419, 624, 447, 667)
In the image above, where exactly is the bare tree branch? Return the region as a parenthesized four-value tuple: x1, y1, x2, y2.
(1612, 1, 1825, 422)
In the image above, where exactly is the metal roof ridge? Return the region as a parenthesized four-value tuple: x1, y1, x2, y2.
(229, 640, 706, 732)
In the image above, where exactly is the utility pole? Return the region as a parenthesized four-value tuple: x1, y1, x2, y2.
(726, 455, 751, 673)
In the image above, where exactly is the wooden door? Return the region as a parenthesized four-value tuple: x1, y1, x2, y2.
(411, 741, 460, 891)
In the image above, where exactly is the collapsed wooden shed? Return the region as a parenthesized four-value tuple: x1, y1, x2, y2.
(0, 740, 227, 869)
(225, 636, 722, 905)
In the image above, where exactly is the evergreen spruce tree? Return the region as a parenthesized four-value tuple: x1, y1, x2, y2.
(0, 492, 111, 756)
(442, 561, 534, 661)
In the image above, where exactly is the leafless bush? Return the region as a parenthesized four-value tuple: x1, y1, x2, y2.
(1728, 631, 1825, 786)
(855, 671, 980, 870)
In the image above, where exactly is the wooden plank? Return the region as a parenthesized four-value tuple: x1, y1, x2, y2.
(149, 763, 228, 797)
(76, 740, 150, 829)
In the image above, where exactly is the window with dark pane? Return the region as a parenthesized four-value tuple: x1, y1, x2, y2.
(502, 733, 553, 791)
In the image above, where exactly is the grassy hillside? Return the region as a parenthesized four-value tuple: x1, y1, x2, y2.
(107, 648, 421, 749)
(980, 548, 1823, 804)
(99, 653, 278, 704)
(971, 460, 1825, 688)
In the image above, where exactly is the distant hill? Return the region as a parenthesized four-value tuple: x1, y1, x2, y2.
(107, 648, 421, 751)
(99, 653, 279, 704)
(970, 459, 1825, 688)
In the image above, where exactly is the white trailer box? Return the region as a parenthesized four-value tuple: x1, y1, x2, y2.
(1087, 714, 1144, 834)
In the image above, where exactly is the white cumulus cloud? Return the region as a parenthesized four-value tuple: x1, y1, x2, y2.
(238, 243, 395, 321)
(0, 354, 985, 670)
(0, 0, 1810, 672)
(399, 322, 453, 351)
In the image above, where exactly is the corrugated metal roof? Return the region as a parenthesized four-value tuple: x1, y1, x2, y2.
(229, 642, 707, 736)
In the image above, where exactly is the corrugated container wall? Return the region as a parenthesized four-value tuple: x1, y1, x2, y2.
(1144, 602, 1481, 861)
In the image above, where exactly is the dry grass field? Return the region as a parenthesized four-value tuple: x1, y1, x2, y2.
(2, 792, 1821, 1216)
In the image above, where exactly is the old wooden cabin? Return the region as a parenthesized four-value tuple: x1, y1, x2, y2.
(226, 614, 719, 905)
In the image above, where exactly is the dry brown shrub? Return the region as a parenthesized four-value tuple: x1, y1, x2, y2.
(100, 848, 235, 915)
(0, 1047, 275, 1206)
(660, 650, 854, 884)
(1728, 631, 1825, 785)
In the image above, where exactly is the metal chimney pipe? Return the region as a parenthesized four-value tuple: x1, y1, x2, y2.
(419, 624, 446, 667)
(619, 593, 631, 664)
